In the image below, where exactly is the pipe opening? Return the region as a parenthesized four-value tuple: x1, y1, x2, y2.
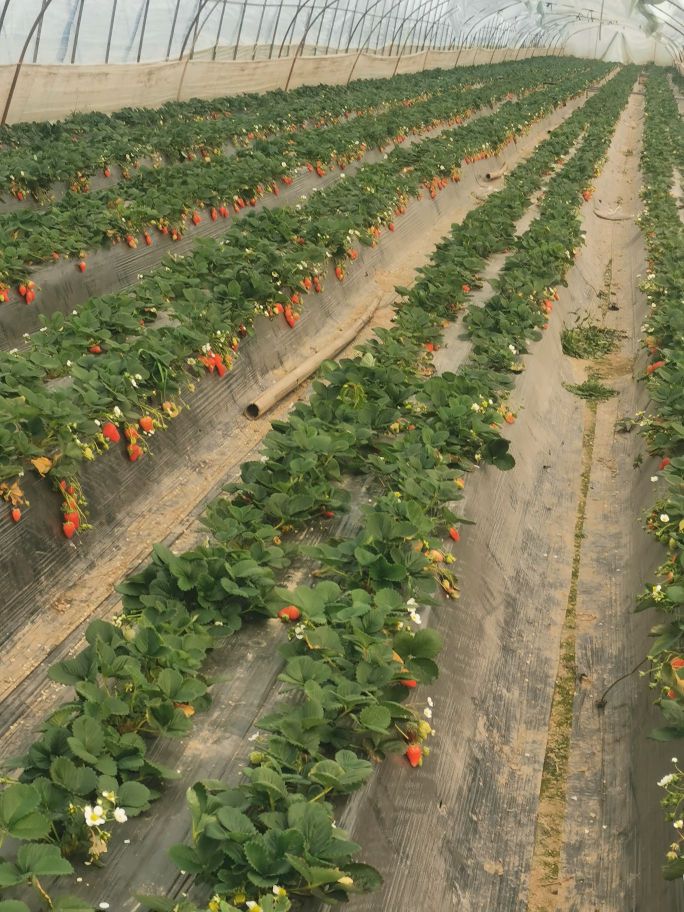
(244, 403, 261, 420)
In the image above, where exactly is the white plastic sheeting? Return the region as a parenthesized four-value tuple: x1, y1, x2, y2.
(0, 0, 457, 65)
(0, 0, 680, 65)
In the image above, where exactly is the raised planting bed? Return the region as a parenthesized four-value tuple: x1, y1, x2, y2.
(0, 65, 648, 912)
(0, 68, 617, 653)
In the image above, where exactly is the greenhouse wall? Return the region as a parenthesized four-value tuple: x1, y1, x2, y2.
(0, 46, 554, 122)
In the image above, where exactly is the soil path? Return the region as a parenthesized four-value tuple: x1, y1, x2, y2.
(337, 83, 684, 912)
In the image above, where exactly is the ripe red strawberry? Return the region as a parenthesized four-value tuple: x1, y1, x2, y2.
(16, 190, 24, 201)
(321, 510, 335, 518)
(647, 360, 666, 375)
(659, 457, 671, 470)
(284, 306, 296, 329)
(388, 222, 395, 231)
(144, 232, 152, 246)
(139, 415, 154, 432)
(301, 276, 312, 291)
(290, 292, 300, 306)
(349, 249, 358, 261)
(128, 443, 143, 462)
(0, 289, 8, 302)
(400, 679, 417, 688)
(313, 276, 321, 293)
(671, 657, 684, 670)
(462, 283, 471, 293)
(102, 421, 120, 443)
(335, 266, 344, 281)
(273, 303, 284, 315)
(406, 744, 422, 767)
(210, 207, 218, 221)
(249, 197, 256, 206)
(18, 284, 27, 297)
(62, 520, 76, 539)
(161, 224, 169, 234)
(78, 261, 86, 272)
(51, 251, 60, 261)
(126, 234, 137, 248)
(63, 510, 80, 529)
(219, 205, 229, 218)
(277, 605, 301, 622)
(192, 211, 201, 225)
(449, 527, 460, 542)
(88, 344, 102, 354)
(103, 167, 111, 178)
(25, 289, 35, 305)
(10, 507, 21, 522)
(424, 342, 436, 352)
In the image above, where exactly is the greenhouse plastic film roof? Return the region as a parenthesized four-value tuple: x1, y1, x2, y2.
(0, 0, 680, 66)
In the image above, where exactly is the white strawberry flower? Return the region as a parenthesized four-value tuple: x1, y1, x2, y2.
(84, 804, 106, 827)
(661, 514, 670, 523)
(113, 807, 127, 823)
(101, 790, 116, 803)
(272, 885, 287, 896)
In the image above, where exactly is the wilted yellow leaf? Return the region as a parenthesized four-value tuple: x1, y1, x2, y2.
(174, 702, 195, 718)
(31, 456, 53, 476)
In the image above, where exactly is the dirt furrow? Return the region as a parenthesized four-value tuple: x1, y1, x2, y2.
(552, 83, 683, 912)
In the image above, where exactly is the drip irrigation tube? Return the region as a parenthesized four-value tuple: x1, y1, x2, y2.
(244, 296, 383, 419)
(486, 163, 508, 180)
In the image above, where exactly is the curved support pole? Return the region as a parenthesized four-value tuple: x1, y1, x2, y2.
(390, 0, 453, 77)
(284, 0, 343, 90)
(345, 0, 423, 84)
(2, 0, 57, 125)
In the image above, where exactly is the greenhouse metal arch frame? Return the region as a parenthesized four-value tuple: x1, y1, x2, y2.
(0, 0, 679, 67)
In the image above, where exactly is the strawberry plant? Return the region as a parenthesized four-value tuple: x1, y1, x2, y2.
(628, 68, 684, 878)
(0, 64, 637, 912)
(0, 58, 608, 289)
(0, 60, 608, 525)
